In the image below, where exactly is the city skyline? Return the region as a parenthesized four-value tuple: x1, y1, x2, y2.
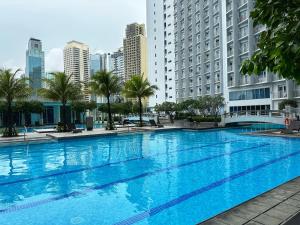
(0, 0, 146, 72)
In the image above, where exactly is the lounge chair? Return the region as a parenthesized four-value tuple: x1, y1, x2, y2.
(149, 119, 164, 128)
(68, 123, 84, 133)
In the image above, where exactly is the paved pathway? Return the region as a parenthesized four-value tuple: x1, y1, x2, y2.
(0, 132, 52, 146)
(0, 126, 181, 144)
(199, 177, 300, 225)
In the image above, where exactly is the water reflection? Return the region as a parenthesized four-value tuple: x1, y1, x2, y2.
(0, 134, 149, 206)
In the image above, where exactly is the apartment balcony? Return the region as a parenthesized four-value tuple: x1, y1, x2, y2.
(240, 76, 250, 85)
(254, 25, 265, 34)
(256, 75, 267, 83)
(228, 66, 234, 72)
(294, 89, 300, 98)
(227, 34, 233, 42)
(238, 0, 248, 8)
(215, 89, 221, 94)
(239, 15, 248, 24)
(273, 74, 285, 81)
(226, 3, 232, 13)
(228, 79, 235, 87)
(273, 92, 287, 99)
(227, 20, 233, 27)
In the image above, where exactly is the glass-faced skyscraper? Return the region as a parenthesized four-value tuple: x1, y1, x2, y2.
(25, 38, 45, 95)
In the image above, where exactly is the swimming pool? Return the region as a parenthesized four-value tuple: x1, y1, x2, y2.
(0, 127, 299, 225)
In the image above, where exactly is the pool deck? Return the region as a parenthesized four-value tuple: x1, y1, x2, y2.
(243, 130, 300, 139)
(0, 133, 53, 146)
(0, 126, 182, 144)
(44, 126, 181, 140)
(199, 177, 300, 225)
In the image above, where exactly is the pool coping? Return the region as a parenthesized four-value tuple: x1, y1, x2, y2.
(45, 127, 182, 140)
(199, 176, 300, 225)
(242, 130, 300, 139)
(0, 127, 183, 146)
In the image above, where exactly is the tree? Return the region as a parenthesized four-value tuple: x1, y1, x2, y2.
(210, 95, 225, 119)
(71, 101, 97, 123)
(178, 99, 198, 115)
(194, 96, 211, 116)
(90, 70, 121, 130)
(39, 72, 82, 132)
(98, 102, 133, 116)
(279, 99, 298, 110)
(0, 69, 31, 137)
(240, 0, 300, 82)
(155, 102, 178, 123)
(15, 100, 44, 125)
(123, 75, 158, 127)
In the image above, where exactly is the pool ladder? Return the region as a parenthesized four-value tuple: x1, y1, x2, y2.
(23, 126, 28, 141)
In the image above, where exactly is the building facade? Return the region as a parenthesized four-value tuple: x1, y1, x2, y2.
(174, 0, 223, 102)
(90, 54, 102, 77)
(123, 23, 148, 81)
(222, 0, 300, 113)
(171, 0, 300, 113)
(111, 48, 125, 83)
(64, 41, 90, 101)
(147, 0, 176, 107)
(25, 38, 45, 96)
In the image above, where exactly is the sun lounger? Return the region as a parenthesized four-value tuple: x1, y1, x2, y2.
(68, 124, 84, 133)
(33, 128, 57, 133)
(149, 119, 164, 128)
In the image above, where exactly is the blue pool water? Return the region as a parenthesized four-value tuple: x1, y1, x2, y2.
(0, 127, 299, 225)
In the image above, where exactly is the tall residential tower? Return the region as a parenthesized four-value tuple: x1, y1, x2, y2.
(174, 0, 223, 102)
(123, 23, 147, 81)
(222, 0, 300, 113)
(147, 0, 176, 107)
(64, 41, 90, 101)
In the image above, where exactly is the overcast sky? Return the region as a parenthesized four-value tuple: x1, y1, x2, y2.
(0, 0, 146, 72)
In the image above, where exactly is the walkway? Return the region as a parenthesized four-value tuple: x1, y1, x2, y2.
(222, 110, 287, 126)
(199, 177, 300, 225)
(0, 126, 181, 145)
(47, 126, 181, 140)
(0, 132, 52, 146)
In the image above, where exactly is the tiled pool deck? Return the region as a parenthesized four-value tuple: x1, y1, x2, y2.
(199, 177, 300, 225)
(0, 126, 182, 144)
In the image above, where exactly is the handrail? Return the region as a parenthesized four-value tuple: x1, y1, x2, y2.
(223, 110, 287, 118)
(23, 126, 28, 141)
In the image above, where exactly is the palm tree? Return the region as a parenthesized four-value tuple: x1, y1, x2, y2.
(89, 70, 121, 130)
(123, 75, 158, 127)
(39, 72, 82, 132)
(0, 69, 31, 137)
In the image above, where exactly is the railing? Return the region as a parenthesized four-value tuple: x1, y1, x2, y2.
(273, 92, 287, 99)
(222, 110, 289, 126)
(23, 126, 28, 141)
(294, 89, 300, 97)
(224, 110, 286, 118)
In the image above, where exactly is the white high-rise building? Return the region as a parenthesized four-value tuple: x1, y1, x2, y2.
(147, 0, 176, 107)
(174, 0, 223, 102)
(222, 0, 300, 113)
(169, 0, 300, 113)
(64, 41, 90, 101)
